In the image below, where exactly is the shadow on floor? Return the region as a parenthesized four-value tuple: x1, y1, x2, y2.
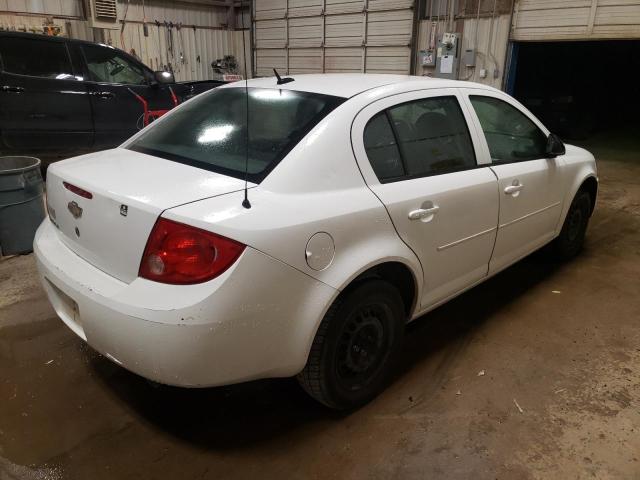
(89, 247, 565, 450)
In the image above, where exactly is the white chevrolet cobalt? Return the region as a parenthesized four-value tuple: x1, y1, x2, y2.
(35, 74, 597, 409)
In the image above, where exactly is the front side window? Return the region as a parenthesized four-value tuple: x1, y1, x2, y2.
(82, 45, 146, 85)
(128, 87, 345, 183)
(0, 37, 73, 79)
(363, 95, 477, 182)
(470, 95, 548, 163)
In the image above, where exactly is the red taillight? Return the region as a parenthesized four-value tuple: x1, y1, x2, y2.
(63, 181, 93, 199)
(139, 218, 245, 285)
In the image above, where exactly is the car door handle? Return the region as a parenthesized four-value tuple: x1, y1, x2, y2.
(91, 91, 115, 99)
(504, 182, 524, 195)
(408, 205, 440, 220)
(1, 85, 25, 93)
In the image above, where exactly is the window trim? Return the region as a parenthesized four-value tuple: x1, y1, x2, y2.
(363, 94, 481, 184)
(461, 89, 552, 167)
(0, 36, 76, 81)
(382, 110, 409, 177)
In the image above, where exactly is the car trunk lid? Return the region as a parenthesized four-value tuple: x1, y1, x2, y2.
(45, 148, 248, 283)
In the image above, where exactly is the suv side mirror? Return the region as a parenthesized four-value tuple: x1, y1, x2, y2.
(153, 71, 175, 85)
(546, 133, 566, 158)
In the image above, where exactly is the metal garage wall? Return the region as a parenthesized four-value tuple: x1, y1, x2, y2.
(0, 0, 82, 16)
(110, 0, 249, 80)
(0, 0, 252, 81)
(0, 14, 92, 38)
(0, 0, 87, 37)
(115, 0, 228, 29)
(253, 0, 416, 77)
(416, 13, 512, 89)
(512, 0, 640, 41)
(110, 25, 250, 81)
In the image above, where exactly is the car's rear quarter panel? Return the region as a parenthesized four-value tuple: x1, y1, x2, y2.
(163, 105, 423, 354)
(163, 105, 423, 296)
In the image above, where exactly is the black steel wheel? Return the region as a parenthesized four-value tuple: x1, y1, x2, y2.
(553, 190, 592, 260)
(297, 279, 405, 410)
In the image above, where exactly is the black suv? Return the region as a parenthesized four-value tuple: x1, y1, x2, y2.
(0, 32, 224, 156)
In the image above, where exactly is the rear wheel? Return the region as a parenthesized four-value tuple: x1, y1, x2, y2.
(297, 280, 405, 410)
(553, 190, 592, 260)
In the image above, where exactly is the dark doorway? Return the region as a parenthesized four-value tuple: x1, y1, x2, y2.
(510, 40, 640, 140)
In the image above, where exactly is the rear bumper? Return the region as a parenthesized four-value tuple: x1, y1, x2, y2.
(34, 220, 337, 387)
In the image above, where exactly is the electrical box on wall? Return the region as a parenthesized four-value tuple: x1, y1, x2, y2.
(434, 32, 459, 80)
(463, 49, 476, 68)
(419, 50, 436, 67)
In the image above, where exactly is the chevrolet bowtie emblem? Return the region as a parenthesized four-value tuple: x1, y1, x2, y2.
(67, 201, 83, 219)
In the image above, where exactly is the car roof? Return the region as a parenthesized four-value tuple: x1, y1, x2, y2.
(223, 73, 499, 98)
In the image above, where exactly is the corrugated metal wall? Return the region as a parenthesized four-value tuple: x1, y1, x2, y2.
(111, 1, 251, 80)
(109, 25, 250, 82)
(0, 13, 93, 39)
(512, 0, 640, 41)
(253, 0, 416, 77)
(416, 13, 512, 89)
(0, 0, 83, 16)
(0, 0, 251, 80)
(115, 0, 228, 28)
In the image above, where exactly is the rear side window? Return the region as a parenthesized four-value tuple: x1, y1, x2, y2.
(470, 95, 547, 163)
(0, 37, 73, 79)
(129, 87, 345, 183)
(363, 113, 404, 181)
(363, 96, 477, 182)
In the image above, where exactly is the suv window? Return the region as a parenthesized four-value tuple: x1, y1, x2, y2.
(128, 87, 345, 183)
(0, 37, 74, 79)
(470, 96, 548, 163)
(82, 44, 146, 84)
(363, 96, 476, 182)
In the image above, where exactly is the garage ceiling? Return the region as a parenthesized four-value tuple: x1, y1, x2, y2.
(253, 0, 416, 77)
(512, 0, 640, 41)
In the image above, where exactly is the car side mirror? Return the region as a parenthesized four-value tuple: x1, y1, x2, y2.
(546, 133, 566, 158)
(153, 71, 175, 85)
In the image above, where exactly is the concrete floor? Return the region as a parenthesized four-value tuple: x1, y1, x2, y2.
(1, 130, 639, 480)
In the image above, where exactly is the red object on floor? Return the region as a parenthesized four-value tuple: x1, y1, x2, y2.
(128, 86, 179, 128)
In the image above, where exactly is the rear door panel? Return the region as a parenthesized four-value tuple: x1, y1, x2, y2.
(352, 89, 500, 310)
(370, 169, 499, 307)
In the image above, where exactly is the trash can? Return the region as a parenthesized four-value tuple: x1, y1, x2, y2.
(0, 156, 46, 256)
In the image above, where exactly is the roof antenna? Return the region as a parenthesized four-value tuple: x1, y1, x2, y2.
(240, 0, 251, 209)
(273, 68, 294, 85)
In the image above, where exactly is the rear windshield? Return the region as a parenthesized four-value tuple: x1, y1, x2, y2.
(128, 87, 345, 183)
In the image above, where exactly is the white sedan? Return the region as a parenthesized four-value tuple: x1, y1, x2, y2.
(35, 74, 597, 409)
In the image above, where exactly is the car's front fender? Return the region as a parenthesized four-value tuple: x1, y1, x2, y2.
(555, 144, 598, 233)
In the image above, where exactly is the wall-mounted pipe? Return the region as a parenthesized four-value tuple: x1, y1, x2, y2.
(118, 18, 247, 31)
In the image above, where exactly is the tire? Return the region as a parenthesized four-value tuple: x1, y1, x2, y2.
(553, 190, 592, 260)
(297, 279, 405, 410)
